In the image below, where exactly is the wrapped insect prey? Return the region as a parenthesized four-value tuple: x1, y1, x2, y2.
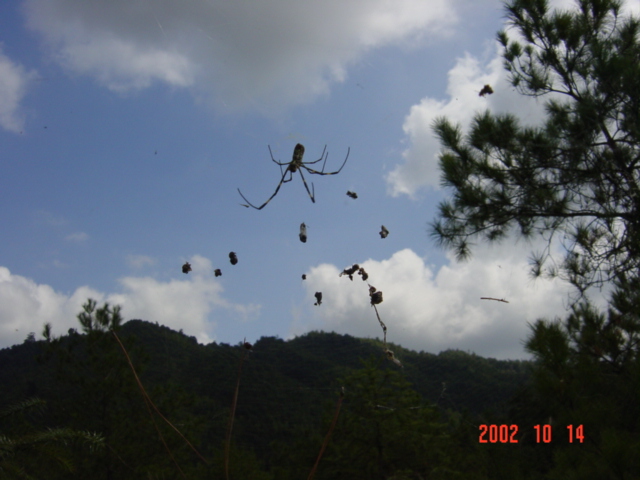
(299, 222, 307, 243)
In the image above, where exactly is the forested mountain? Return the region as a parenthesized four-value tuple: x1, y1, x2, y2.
(1, 319, 532, 479)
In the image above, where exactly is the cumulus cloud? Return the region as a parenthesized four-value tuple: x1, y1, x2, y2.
(0, 46, 36, 133)
(0, 255, 260, 349)
(385, 0, 607, 198)
(374, 0, 623, 357)
(549, 0, 639, 10)
(126, 254, 157, 269)
(23, 0, 458, 113)
(386, 44, 550, 198)
(622, 0, 640, 15)
(0, 266, 102, 348)
(292, 241, 582, 360)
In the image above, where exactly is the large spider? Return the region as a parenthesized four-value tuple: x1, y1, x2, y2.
(238, 143, 350, 209)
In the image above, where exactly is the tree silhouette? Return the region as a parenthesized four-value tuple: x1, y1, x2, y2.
(0, 397, 103, 478)
(431, 1, 640, 477)
(431, 0, 640, 297)
(41, 300, 195, 479)
(319, 359, 454, 479)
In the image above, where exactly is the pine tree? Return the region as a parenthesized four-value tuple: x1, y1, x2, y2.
(318, 359, 455, 479)
(42, 300, 195, 479)
(431, 0, 640, 296)
(431, 0, 640, 477)
(0, 397, 104, 478)
(522, 289, 639, 479)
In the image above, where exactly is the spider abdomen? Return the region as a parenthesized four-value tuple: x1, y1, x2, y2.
(293, 143, 305, 158)
(290, 143, 305, 171)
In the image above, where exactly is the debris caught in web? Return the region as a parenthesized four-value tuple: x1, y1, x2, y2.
(369, 285, 383, 305)
(339, 264, 369, 282)
(479, 84, 494, 97)
(339, 264, 360, 281)
(339, 266, 399, 367)
(299, 223, 307, 243)
(480, 297, 509, 303)
(385, 348, 403, 368)
(358, 267, 368, 281)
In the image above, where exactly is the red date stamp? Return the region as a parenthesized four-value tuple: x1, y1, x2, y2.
(479, 424, 584, 443)
(479, 424, 519, 443)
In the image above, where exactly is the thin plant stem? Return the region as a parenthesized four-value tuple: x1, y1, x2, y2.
(225, 346, 250, 480)
(372, 304, 387, 348)
(307, 389, 345, 480)
(111, 331, 209, 465)
(142, 390, 186, 478)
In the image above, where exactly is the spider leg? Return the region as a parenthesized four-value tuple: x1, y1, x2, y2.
(268, 145, 293, 167)
(304, 147, 350, 175)
(282, 171, 294, 183)
(297, 169, 316, 203)
(238, 168, 290, 210)
(301, 145, 328, 166)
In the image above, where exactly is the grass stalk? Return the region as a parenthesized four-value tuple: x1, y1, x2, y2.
(307, 388, 345, 480)
(225, 341, 252, 480)
(111, 331, 209, 470)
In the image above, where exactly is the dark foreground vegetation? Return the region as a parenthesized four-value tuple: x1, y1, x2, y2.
(1, 303, 637, 479)
(2, 317, 533, 479)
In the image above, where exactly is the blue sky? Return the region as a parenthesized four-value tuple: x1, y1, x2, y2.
(2, 0, 632, 358)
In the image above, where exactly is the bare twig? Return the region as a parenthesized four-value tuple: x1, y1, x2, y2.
(307, 388, 345, 480)
(225, 341, 252, 480)
(372, 304, 387, 347)
(111, 331, 208, 466)
(480, 297, 509, 303)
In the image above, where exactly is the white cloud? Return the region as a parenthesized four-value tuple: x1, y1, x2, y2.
(126, 254, 157, 269)
(0, 255, 260, 349)
(548, 0, 640, 11)
(0, 46, 36, 133)
(550, 0, 581, 8)
(386, 0, 607, 199)
(108, 255, 259, 339)
(65, 232, 89, 242)
(622, 0, 640, 15)
(387, 44, 549, 198)
(292, 242, 582, 360)
(0, 266, 102, 348)
(23, 0, 458, 113)
(58, 37, 195, 93)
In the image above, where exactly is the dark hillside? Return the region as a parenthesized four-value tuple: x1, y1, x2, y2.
(0, 320, 532, 478)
